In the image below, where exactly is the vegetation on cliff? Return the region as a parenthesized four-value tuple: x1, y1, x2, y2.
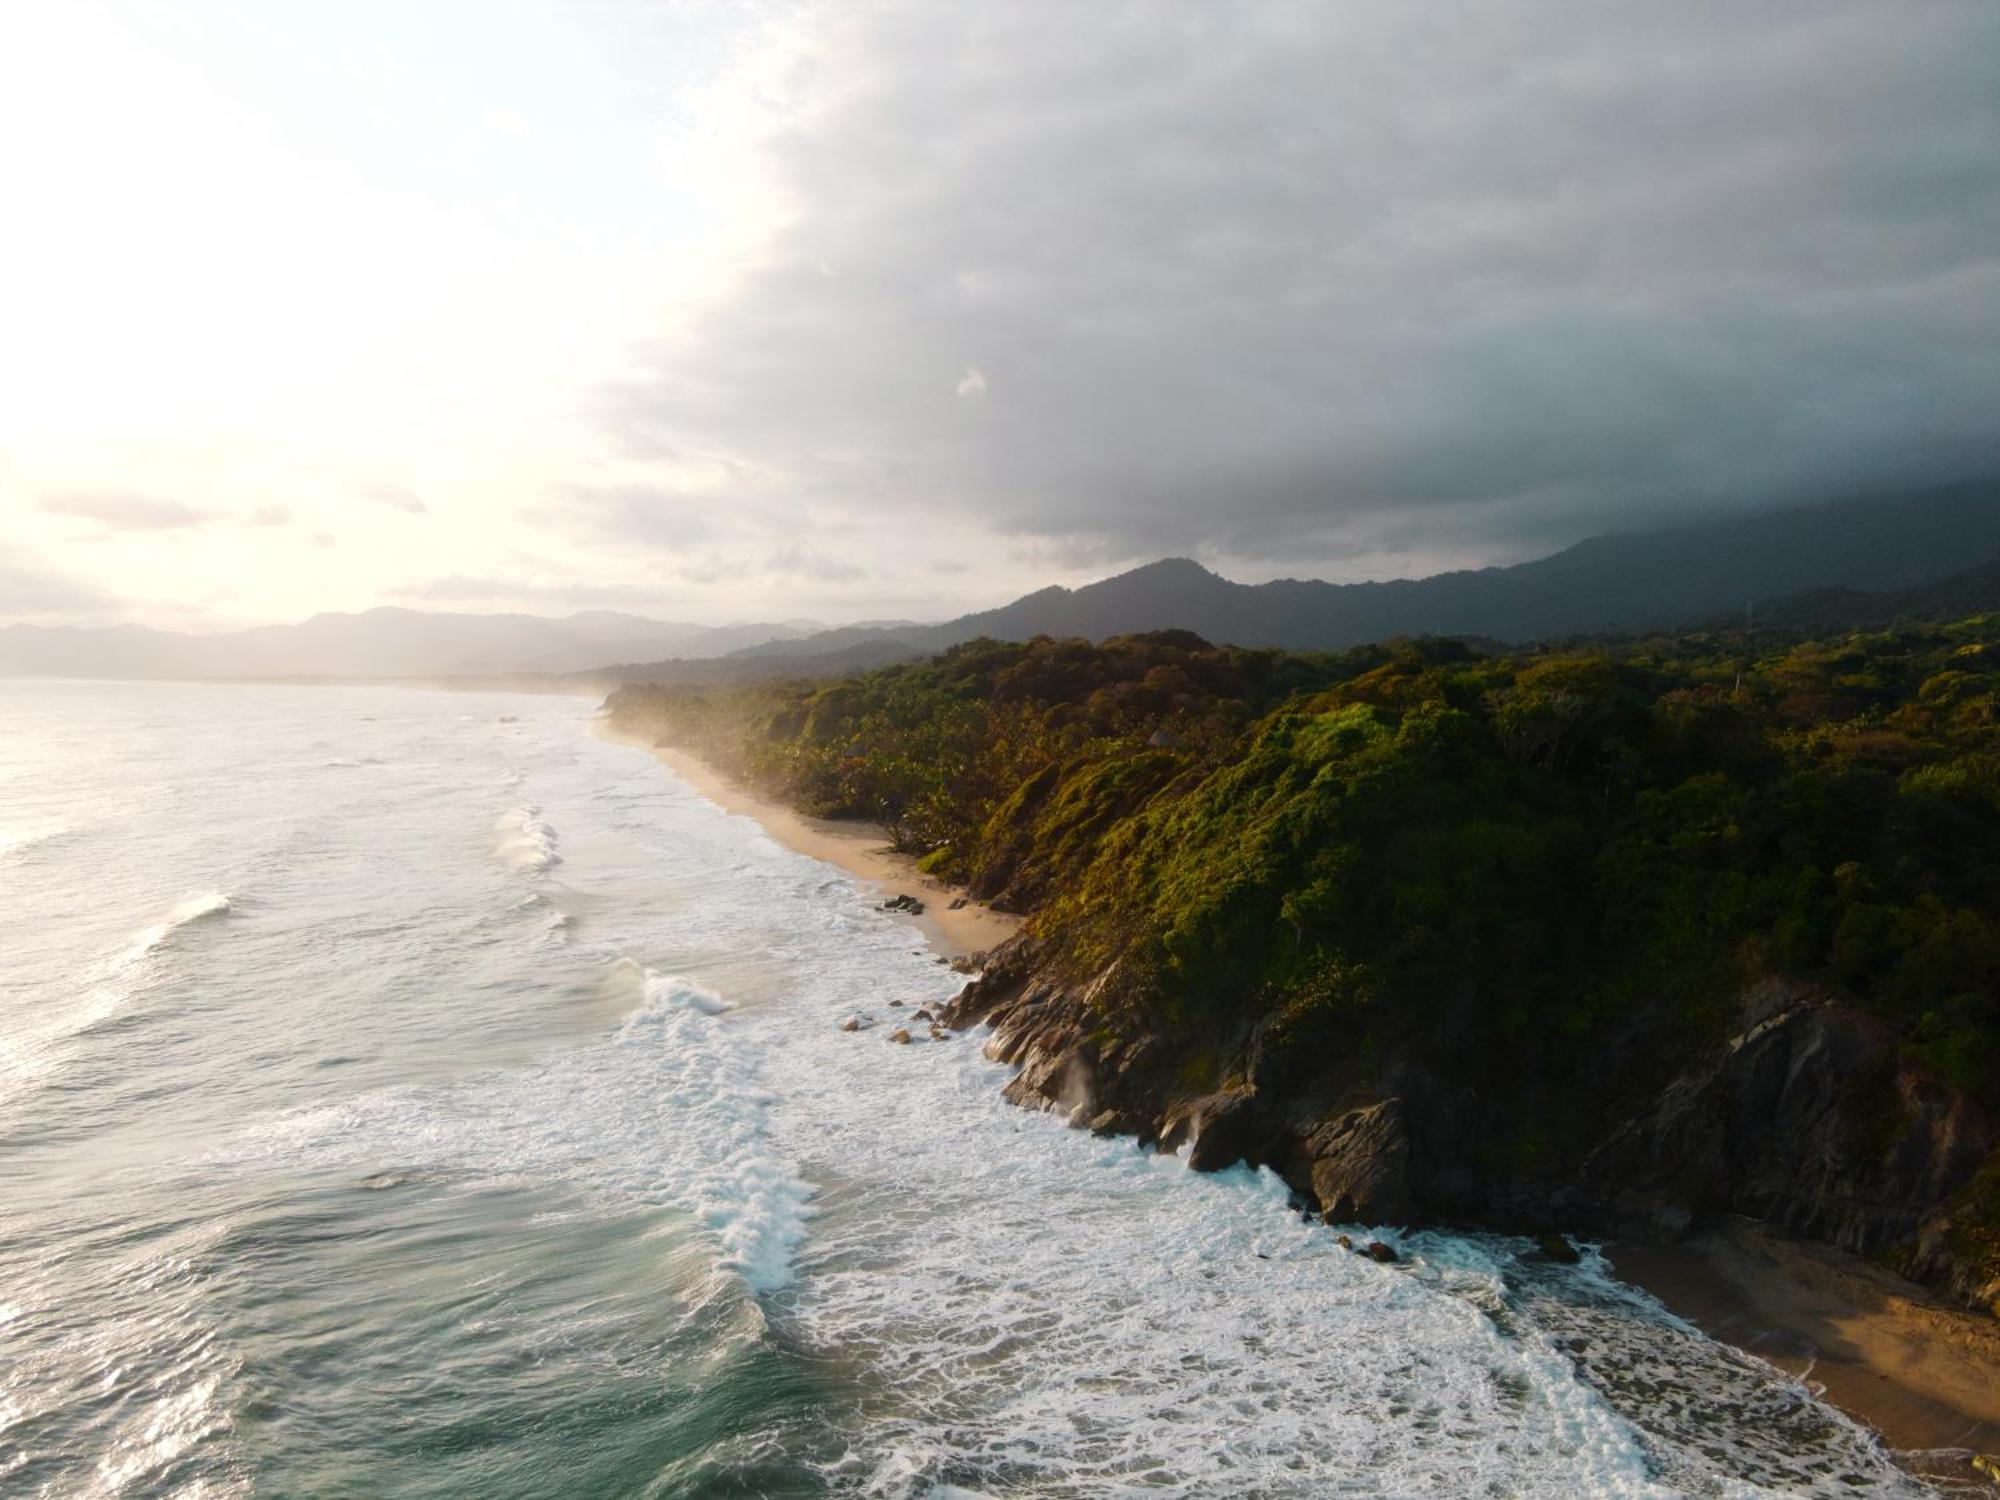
(607, 615, 2000, 1298)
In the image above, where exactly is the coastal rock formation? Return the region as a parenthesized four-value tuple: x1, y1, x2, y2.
(945, 941, 2000, 1314)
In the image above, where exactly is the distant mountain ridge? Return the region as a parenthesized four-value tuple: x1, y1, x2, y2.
(1724, 558, 2000, 635)
(12, 479, 1996, 681)
(683, 479, 2000, 676)
(0, 608, 822, 679)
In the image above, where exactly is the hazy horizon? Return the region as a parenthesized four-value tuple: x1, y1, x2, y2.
(4, 2, 1996, 633)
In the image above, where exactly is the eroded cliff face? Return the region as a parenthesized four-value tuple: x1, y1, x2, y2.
(944, 943, 2000, 1316)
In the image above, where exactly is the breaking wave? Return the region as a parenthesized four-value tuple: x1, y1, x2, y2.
(0, 824, 69, 863)
(215, 963, 808, 1297)
(493, 807, 562, 873)
(132, 891, 234, 957)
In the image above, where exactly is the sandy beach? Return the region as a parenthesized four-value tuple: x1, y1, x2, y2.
(609, 729, 1022, 961)
(1611, 1221, 2000, 1483)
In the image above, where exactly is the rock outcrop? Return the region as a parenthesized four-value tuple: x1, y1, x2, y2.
(944, 939, 1999, 1314)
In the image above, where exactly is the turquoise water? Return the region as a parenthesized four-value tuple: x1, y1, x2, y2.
(0, 681, 1933, 1496)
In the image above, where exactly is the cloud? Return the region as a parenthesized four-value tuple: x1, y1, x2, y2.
(522, 483, 717, 550)
(0, 554, 112, 619)
(40, 493, 217, 531)
(247, 505, 291, 527)
(389, 574, 678, 610)
(601, 1, 2000, 568)
(771, 544, 865, 583)
(361, 482, 428, 514)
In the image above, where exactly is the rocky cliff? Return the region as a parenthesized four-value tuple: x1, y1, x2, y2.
(946, 942, 2000, 1317)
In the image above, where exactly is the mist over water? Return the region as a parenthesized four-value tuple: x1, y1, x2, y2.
(0, 681, 1934, 1496)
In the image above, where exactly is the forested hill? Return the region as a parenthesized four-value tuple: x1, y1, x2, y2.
(607, 616, 2000, 1314)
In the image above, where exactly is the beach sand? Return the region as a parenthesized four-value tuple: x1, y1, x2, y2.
(609, 728, 1022, 960)
(1610, 1220, 2000, 1484)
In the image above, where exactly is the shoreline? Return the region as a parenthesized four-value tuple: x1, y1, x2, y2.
(1610, 1220, 2000, 1480)
(596, 717, 1998, 1485)
(603, 724, 1021, 960)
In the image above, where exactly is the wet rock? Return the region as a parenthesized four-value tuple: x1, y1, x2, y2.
(890, 999, 906, 1008)
(1303, 1098, 1414, 1226)
(1362, 1241, 1399, 1264)
(881, 893, 926, 915)
(1336, 1234, 1354, 1250)
(934, 932, 2000, 1317)
(949, 897, 967, 910)
(929, 1025, 950, 1041)
(1536, 1234, 1582, 1265)
(839, 1015, 872, 1033)
(888, 1028, 912, 1045)
(912, 1008, 935, 1023)
(1186, 1091, 1271, 1172)
(948, 951, 986, 975)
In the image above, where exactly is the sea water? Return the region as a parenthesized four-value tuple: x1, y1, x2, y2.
(0, 680, 1935, 1497)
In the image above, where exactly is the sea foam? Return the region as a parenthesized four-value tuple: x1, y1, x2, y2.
(493, 807, 562, 873)
(216, 962, 809, 1297)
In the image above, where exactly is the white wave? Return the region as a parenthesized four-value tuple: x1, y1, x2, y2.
(215, 964, 809, 1297)
(756, 1006, 1919, 1498)
(0, 891, 236, 1102)
(0, 823, 69, 862)
(642, 969, 730, 1015)
(131, 891, 233, 957)
(492, 806, 561, 873)
(512, 890, 576, 945)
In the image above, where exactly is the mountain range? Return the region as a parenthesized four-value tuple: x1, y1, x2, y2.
(7, 479, 1996, 681)
(0, 609, 822, 680)
(616, 478, 2000, 682)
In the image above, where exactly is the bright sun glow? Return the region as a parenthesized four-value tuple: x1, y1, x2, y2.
(0, 1, 790, 627)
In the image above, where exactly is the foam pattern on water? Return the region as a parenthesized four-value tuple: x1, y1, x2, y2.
(547, 778, 1925, 1497)
(1489, 1245, 1919, 1495)
(753, 1018, 1921, 1497)
(493, 806, 562, 873)
(215, 964, 810, 1294)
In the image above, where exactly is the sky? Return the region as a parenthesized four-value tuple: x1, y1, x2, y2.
(2, 0, 1996, 631)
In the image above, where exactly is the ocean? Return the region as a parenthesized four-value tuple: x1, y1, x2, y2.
(0, 679, 1933, 1497)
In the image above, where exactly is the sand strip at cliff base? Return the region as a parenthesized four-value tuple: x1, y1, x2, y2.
(1610, 1220, 2000, 1480)
(607, 729, 1021, 960)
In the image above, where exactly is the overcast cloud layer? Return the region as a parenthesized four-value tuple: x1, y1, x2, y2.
(605, 1, 2000, 572)
(3, 2, 1996, 628)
